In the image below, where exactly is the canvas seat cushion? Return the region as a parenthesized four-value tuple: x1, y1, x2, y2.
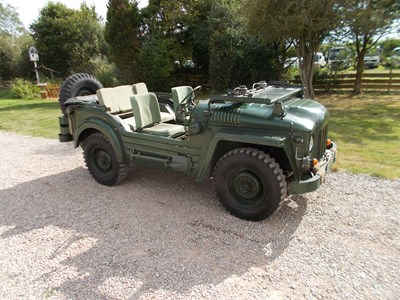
(131, 92, 184, 137)
(171, 86, 193, 111)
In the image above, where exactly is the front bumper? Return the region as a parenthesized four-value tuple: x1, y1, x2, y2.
(288, 142, 337, 195)
(364, 62, 379, 68)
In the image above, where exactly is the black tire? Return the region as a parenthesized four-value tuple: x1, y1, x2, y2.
(59, 73, 103, 114)
(212, 148, 287, 221)
(83, 133, 128, 186)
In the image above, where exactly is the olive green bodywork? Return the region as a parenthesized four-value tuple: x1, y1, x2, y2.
(59, 85, 336, 195)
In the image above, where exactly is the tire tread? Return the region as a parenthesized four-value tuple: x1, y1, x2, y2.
(212, 147, 287, 221)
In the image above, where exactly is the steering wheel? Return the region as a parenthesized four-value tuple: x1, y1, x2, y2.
(176, 85, 202, 123)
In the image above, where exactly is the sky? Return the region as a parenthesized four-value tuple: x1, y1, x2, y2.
(9, 0, 149, 29)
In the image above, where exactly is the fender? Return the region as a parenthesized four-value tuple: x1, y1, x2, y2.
(195, 128, 288, 181)
(74, 117, 125, 162)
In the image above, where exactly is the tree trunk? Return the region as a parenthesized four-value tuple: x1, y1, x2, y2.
(298, 39, 316, 99)
(353, 50, 366, 95)
(353, 34, 369, 95)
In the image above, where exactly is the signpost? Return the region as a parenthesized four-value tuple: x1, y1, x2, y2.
(28, 46, 40, 84)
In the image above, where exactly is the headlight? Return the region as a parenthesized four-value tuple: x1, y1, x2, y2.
(309, 136, 314, 152)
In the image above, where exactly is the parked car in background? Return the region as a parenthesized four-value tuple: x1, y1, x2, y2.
(314, 52, 326, 68)
(391, 47, 400, 66)
(363, 53, 380, 68)
(327, 47, 351, 70)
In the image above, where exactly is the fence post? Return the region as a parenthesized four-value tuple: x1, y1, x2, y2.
(388, 67, 393, 92)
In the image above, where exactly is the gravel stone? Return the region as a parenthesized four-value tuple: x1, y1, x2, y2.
(0, 131, 399, 299)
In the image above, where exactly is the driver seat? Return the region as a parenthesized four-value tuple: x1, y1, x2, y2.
(171, 86, 193, 112)
(130, 92, 185, 137)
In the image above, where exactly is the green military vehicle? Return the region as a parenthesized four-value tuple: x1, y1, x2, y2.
(58, 73, 336, 221)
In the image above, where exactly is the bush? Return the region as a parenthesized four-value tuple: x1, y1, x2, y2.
(139, 36, 176, 91)
(89, 55, 120, 87)
(10, 79, 41, 99)
(312, 68, 339, 92)
(281, 66, 299, 82)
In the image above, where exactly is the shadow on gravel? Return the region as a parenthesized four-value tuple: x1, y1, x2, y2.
(0, 167, 307, 298)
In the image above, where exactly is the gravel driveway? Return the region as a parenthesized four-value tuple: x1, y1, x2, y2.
(1, 131, 399, 300)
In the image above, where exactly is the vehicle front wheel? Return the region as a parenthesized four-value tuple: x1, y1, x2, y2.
(212, 148, 287, 221)
(83, 133, 128, 186)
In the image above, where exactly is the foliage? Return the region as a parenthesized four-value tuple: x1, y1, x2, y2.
(0, 34, 35, 80)
(0, 35, 18, 79)
(10, 78, 41, 99)
(340, 0, 400, 94)
(0, 0, 25, 36)
(144, 0, 213, 74)
(0, 87, 11, 98)
(378, 38, 400, 58)
(0, 1, 32, 80)
(187, 0, 213, 75)
(139, 34, 176, 91)
(245, 0, 341, 99)
(68, 5, 108, 74)
(378, 38, 400, 68)
(312, 67, 340, 92)
(105, 0, 141, 83)
(30, 3, 106, 76)
(208, 1, 276, 91)
(139, 0, 201, 88)
(90, 55, 120, 87)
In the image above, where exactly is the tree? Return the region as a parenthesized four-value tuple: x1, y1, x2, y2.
(139, 0, 276, 91)
(68, 5, 108, 74)
(138, 0, 203, 88)
(105, 0, 141, 83)
(341, 0, 400, 94)
(0, 1, 31, 79)
(379, 38, 400, 58)
(245, 0, 340, 99)
(0, 1, 25, 37)
(208, 1, 276, 91)
(30, 3, 105, 76)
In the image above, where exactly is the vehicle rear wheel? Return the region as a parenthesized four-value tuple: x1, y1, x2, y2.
(83, 133, 128, 186)
(59, 73, 103, 114)
(212, 148, 287, 221)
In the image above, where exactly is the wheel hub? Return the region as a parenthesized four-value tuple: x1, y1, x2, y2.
(94, 149, 111, 171)
(234, 171, 261, 199)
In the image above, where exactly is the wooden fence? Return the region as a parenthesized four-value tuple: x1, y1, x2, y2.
(175, 72, 400, 93)
(310, 72, 400, 92)
(45, 83, 60, 98)
(174, 73, 211, 89)
(0, 80, 14, 88)
(2, 71, 399, 96)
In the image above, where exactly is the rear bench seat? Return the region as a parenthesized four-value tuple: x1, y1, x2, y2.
(97, 87, 137, 131)
(97, 83, 174, 131)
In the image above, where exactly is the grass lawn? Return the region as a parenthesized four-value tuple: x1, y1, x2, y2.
(1, 89, 399, 179)
(0, 97, 61, 139)
(317, 92, 400, 179)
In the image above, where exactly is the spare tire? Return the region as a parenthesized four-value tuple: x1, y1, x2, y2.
(59, 73, 103, 114)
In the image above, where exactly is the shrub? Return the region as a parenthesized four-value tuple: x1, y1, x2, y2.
(10, 79, 41, 99)
(89, 55, 120, 87)
(312, 68, 339, 92)
(139, 36, 176, 91)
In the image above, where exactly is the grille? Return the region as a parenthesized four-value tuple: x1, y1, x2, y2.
(211, 107, 242, 125)
(313, 124, 328, 159)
